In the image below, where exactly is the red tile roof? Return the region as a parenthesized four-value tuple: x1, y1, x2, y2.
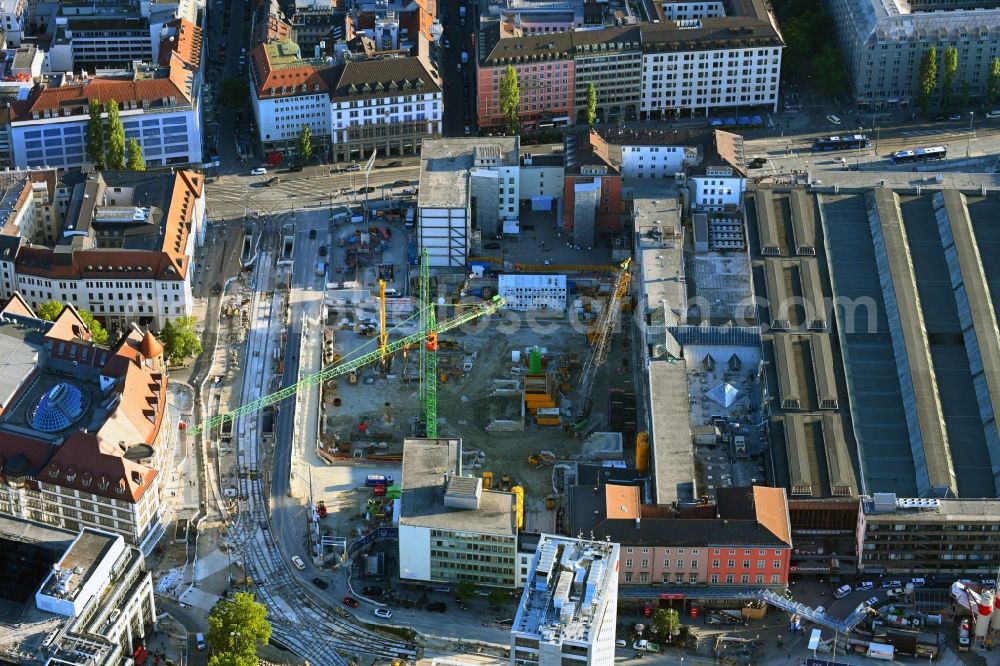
(39, 432, 158, 503)
(10, 77, 190, 123)
(0, 292, 34, 318)
(251, 41, 330, 100)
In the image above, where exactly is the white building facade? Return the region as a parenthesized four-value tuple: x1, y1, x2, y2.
(510, 535, 620, 666)
(691, 166, 744, 211)
(498, 274, 567, 312)
(621, 144, 695, 178)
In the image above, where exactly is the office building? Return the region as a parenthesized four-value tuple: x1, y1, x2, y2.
(0, 296, 170, 554)
(498, 274, 567, 311)
(417, 137, 519, 267)
(0, 169, 204, 330)
(0, 521, 156, 666)
(639, 0, 783, 117)
(249, 39, 442, 162)
(9, 18, 204, 169)
(398, 438, 519, 588)
(825, 0, 1000, 109)
(859, 495, 1000, 577)
(688, 130, 746, 211)
(510, 534, 619, 666)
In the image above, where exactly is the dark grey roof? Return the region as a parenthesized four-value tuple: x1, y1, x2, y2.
(480, 25, 641, 65)
(324, 57, 440, 101)
(0, 235, 21, 261)
(566, 484, 789, 547)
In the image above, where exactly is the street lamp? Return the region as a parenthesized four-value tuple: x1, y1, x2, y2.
(856, 126, 863, 168)
(967, 111, 975, 158)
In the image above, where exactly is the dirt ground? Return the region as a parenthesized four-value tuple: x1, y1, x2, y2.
(319, 312, 635, 533)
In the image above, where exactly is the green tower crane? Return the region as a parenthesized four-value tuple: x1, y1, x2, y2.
(189, 295, 504, 436)
(418, 248, 439, 437)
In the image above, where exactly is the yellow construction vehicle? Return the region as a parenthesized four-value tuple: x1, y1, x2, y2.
(349, 370, 358, 384)
(545, 494, 557, 510)
(482, 471, 493, 490)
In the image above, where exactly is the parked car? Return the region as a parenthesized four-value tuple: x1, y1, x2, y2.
(826, 114, 842, 125)
(882, 580, 902, 589)
(342, 597, 360, 608)
(426, 602, 448, 612)
(834, 585, 852, 599)
(387, 160, 403, 167)
(312, 578, 329, 589)
(865, 596, 880, 607)
(319, 245, 327, 256)
(358, 185, 376, 194)
(633, 640, 649, 651)
(948, 114, 962, 121)
(374, 608, 393, 619)
(393, 179, 409, 187)
(289, 164, 304, 172)
(309, 229, 317, 239)
(910, 577, 926, 587)
(857, 581, 875, 591)
(290, 555, 305, 570)
(345, 164, 361, 172)
(886, 587, 904, 599)
(251, 167, 267, 176)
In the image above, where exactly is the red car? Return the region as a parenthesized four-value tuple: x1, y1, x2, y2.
(342, 597, 359, 608)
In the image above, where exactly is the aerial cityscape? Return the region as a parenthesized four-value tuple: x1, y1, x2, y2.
(0, 0, 999, 663)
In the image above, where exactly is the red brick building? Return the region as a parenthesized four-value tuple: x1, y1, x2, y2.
(562, 130, 626, 248)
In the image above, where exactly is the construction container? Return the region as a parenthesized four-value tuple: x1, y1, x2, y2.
(512, 485, 524, 529)
(536, 407, 561, 427)
(529, 347, 542, 373)
(636, 432, 650, 473)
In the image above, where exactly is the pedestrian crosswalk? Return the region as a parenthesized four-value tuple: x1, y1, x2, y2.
(899, 128, 967, 138)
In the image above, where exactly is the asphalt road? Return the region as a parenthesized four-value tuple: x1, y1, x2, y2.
(439, 0, 476, 136)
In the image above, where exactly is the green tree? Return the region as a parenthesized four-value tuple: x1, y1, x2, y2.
(487, 589, 507, 608)
(585, 82, 597, 127)
(942, 46, 958, 110)
(159, 316, 202, 365)
(456, 580, 476, 599)
(652, 608, 680, 641)
(208, 654, 258, 666)
(86, 99, 105, 169)
(297, 125, 313, 162)
(809, 46, 848, 96)
(986, 57, 1000, 105)
(36, 300, 109, 344)
(220, 78, 249, 109)
(207, 592, 271, 660)
(104, 99, 126, 170)
(918, 47, 938, 112)
(126, 138, 145, 170)
(499, 65, 520, 135)
(959, 81, 971, 108)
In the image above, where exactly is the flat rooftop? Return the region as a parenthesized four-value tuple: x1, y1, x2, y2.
(646, 360, 695, 504)
(40, 529, 117, 601)
(418, 138, 518, 210)
(399, 438, 517, 536)
(512, 535, 618, 644)
(863, 496, 1000, 522)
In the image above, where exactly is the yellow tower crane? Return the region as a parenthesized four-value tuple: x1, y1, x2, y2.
(378, 278, 389, 366)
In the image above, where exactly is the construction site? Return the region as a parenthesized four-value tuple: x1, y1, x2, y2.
(309, 252, 640, 535)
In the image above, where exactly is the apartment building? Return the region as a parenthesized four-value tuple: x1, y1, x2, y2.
(688, 130, 746, 211)
(0, 297, 170, 554)
(858, 494, 1000, 577)
(0, 169, 204, 330)
(566, 484, 793, 588)
(398, 438, 519, 588)
(10, 19, 204, 169)
(510, 535, 619, 666)
(825, 0, 1000, 108)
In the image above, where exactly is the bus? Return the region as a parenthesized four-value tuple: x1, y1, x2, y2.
(812, 135, 872, 151)
(890, 145, 947, 164)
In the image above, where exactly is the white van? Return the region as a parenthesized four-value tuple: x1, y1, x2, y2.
(196, 633, 207, 650)
(987, 110, 1000, 119)
(834, 584, 852, 599)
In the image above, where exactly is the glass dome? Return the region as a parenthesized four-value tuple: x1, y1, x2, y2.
(30, 383, 90, 433)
